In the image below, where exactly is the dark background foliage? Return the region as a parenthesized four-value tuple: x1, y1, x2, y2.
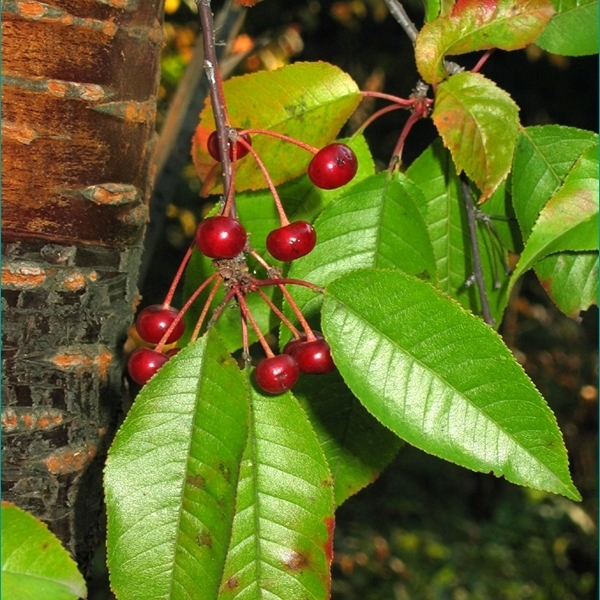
(92, 1, 598, 598)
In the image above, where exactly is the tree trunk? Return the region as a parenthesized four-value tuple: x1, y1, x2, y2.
(1, 0, 164, 574)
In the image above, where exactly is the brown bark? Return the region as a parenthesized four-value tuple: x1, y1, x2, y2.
(1, 0, 164, 574)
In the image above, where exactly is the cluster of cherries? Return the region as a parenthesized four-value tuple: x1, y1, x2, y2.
(127, 128, 358, 394)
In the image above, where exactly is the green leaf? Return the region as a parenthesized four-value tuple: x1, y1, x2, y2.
(432, 72, 519, 200)
(416, 0, 556, 83)
(511, 125, 598, 239)
(193, 62, 360, 194)
(217, 379, 334, 599)
(534, 251, 599, 316)
(1, 502, 87, 600)
(292, 371, 403, 507)
(406, 138, 511, 324)
(283, 171, 437, 343)
(509, 144, 598, 286)
(322, 268, 581, 501)
(105, 331, 249, 600)
(536, 0, 599, 56)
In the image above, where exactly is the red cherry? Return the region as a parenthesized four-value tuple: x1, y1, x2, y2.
(207, 129, 252, 161)
(128, 348, 168, 386)
(292, 339, 335, 374)
(195, 216, 247, 259)
(254, 354, 300, 394)
(283, 331, 323, 356)
(266, 221, 317, 262)
(136, 305, 185, 344)
(308, 143, 358, 190)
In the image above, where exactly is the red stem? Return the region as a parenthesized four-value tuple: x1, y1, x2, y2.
(237, 291, 274, 357)
(354, 103, 405, 136)
(472, 49, 494, 74)
(237, 137, 289, 226)
(252, 277, 324, 293)
(162, 243, 194, 308)
(238, 128, 319, 155)
(359, 90, 415, 106)
(253, 287, 301, 339)
(156, 272, 220, 352)
(389, 106, 426, 170)
(276, 283, 314, 338)
(190, 276, 224, 343)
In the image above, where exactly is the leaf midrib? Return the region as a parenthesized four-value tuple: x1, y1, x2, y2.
(326, 292, 570, 491)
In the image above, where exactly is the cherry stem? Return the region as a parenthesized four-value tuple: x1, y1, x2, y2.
(240, 304, 251, 365)
(276, 283, 314, 338)
(206, 285, 237, 333)
(237, 291, 274, 357)
(355, 103, 405, 136)
(190, 276, 224, 343)
(237, 136, 289, 226)
(389, 106, 426, 171)
(472, 49, 494, 74)
(162, 243, 194, 308)
(252, 277, 324, 293)
(155, 272, 220, 352)
(253, 287, 301, 339)
(359, 90, 415, 107)
(248, 250, 273, 272)
(238, 128, 319, 155)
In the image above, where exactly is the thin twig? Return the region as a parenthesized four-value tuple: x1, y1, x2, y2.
(196, 0, 235, 212)
(461, 179, 494, 326)
(138, 0, 244, 288)
(383, 0, 418, 43)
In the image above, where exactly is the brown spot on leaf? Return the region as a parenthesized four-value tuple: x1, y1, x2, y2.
(186, 474, 205, 488)
(197, 530, 212, 548)
(218, 463, 231, 482)
(223, 576, 239, 590)
(283, 551, 310, 572)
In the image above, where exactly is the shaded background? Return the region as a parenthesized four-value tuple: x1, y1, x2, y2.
(94, 1, 598, 598)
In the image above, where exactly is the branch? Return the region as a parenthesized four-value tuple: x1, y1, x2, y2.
(138, 0, 245, 288)
(383, 0, 418, 43)
(461, 178, 494, 327)
(196, 0, 235, 211)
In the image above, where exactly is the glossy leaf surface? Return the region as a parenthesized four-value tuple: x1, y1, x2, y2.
(511, 125, 598, 238)
(105, 332, 249, 600)
(1, 502, 87, 600)
(432, 72, 519, 200)
(534, 251, 599, 316)
(284, 171, 437, 342)
(416, 0, 555, 83)
(511, 126, 599, 314)
(193, 62, 360, 194)
(509, 144, 598, 286)
(217, 380, 334, 599)
(536, 0, 599, 56)
(406, 138, 511, 324)
(293, 371, 403, 507)
(322, 268, 580, 501)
